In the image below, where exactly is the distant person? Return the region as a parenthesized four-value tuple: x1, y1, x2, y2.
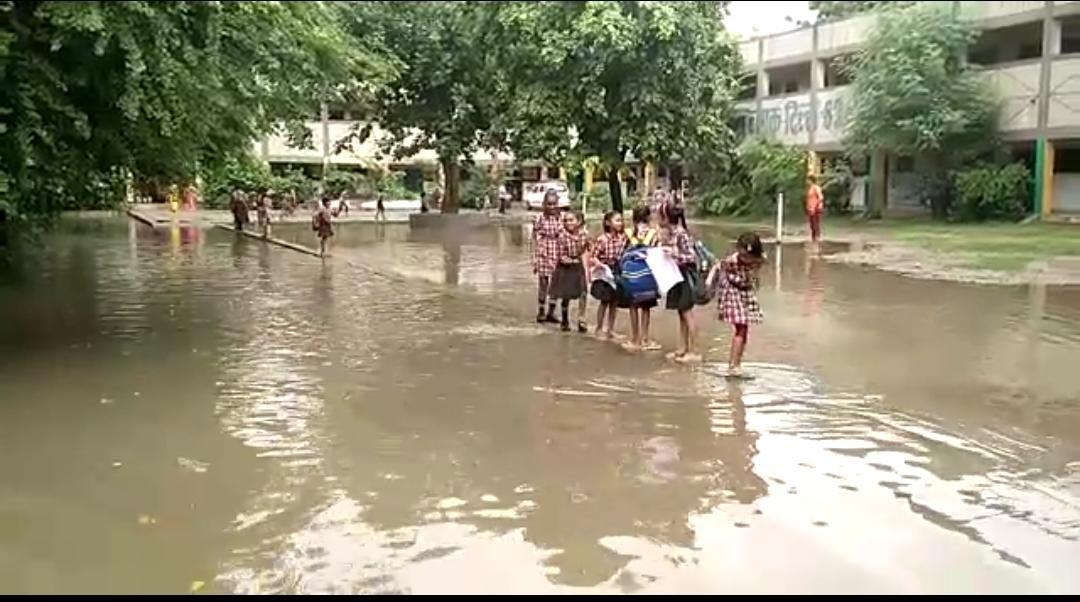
(230, 190, 249, 231)
(313, 196, 335, 257)
(338, 196, 349, 217)
(257, 193, 272, 239)
(375, 195, 387, 222)
(168, 185, 180, 215)
(284, 189, 298, 216)
(550, 210, 590, 333)
(420, 194, 430, 214)
(588, 210, 627, 340)
(707, 232, 765, 379)
(182, 184, 198, 211)
(806, 174, 824, 243)
(531, 190, 563, 324)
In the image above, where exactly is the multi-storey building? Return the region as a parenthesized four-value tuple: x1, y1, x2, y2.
(737, 1, 1080, 217)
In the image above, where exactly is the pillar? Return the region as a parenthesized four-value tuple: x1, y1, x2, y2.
(868, 150, 887, 218)
(583, 164, 594, 194)
(1036, 137, 1055, 218)
(643, 161, 656, 196)
(558, 167, 567, 181)
(807, 150, 821, 179)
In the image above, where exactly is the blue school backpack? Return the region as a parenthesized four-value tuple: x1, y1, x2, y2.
(618, 248, 660, 304)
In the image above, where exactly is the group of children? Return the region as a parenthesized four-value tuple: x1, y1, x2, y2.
(531, 190, 766, 376)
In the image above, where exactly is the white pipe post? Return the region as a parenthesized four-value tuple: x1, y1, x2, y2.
(776, 191, 785, 244)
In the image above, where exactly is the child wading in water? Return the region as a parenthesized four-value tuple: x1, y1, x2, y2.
(531, 191, 563, 324)
(551, 211, 590, 333)
(658, 202, 701, 364)
(257, 192, 272, 239)
(707, 232, 765, 378)
(589, 210, 626, 340)
(622, 205, 661, 352)
(313, 196, 335, 257)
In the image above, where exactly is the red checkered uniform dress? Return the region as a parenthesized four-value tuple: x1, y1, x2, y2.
(718, 252, 763, 325)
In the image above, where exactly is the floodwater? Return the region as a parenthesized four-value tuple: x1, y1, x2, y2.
(1, 217, 1079, 594)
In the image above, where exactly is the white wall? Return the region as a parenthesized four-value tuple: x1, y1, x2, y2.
(1054, 173, 1080, 212)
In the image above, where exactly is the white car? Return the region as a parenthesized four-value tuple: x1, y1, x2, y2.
(524, 181, 571, 210)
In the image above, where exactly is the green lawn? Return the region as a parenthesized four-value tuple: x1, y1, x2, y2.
(833, 218, 1080, 271)
(697, 214, 1080, 272)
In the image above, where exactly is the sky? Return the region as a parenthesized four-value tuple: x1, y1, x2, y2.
(725, 1, 816, 39)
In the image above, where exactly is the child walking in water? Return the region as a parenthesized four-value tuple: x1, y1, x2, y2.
(550, 211, 590, 333)
(707, 232, 765, 378)
(622, 205, 661, 352)
(257, 192, 272, 239)
(531, 190, 563, 324)
(589, 210, 626, 340)
(659, 202, 701, 364)
(314, 196, 335, 257)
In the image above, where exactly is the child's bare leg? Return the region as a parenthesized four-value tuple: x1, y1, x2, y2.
(576, 295, 588, 332)
(605, 303, 617, 337)
(642, 309, 657, 348)
(729, 324, 748, 371)
(624, 308, 641, 350)
(678, 309, 700, 362)
(678, 312, 690, 355)
(595, 303, 607, 335)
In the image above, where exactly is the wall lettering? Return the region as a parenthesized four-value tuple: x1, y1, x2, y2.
(741, 97, 848, 138)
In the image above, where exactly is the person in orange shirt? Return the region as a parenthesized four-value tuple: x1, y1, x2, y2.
(805, 174, 824, 243)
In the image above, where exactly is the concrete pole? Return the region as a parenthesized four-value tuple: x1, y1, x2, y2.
(776, 191, 785, 243)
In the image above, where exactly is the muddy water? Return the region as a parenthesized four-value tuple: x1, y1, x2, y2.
(1, 218, 1079, 594)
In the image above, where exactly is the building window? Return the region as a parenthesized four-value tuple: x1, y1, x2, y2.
(1062, 18, 1080, 55)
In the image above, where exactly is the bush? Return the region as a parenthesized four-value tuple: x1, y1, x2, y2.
(201, 154, 275, 208)
(952, 162, 1031, 221)
(460, 165, 503, 209)
(820, 159, 853, 214)
(695, 137, 806, 217)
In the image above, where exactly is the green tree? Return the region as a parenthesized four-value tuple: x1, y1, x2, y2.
(487, 1, 742, 213)
(0, 1, 384, 229)
(810, 1, 914, 21)
(336, 1, 499, 214)
(843, 2, 999, 218)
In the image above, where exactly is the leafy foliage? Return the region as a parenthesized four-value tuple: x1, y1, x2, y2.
(810, 1, 914, 21)
(0, 1, 385, 229)
(820, 159, 854, 214)
(843, 2, 999, 217)
(696, 137, 806, 217)
(460, 165, 504, 210)
(485, 1, 742, 212)
(336, 2, 497, 213)
(952, 162, 1031, 222)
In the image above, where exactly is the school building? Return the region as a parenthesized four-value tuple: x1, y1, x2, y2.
(737, 0, 1080, 218)
(251, 107, 673, 202)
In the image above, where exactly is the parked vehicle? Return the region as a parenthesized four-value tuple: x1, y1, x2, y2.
(524, 180, 571, 210)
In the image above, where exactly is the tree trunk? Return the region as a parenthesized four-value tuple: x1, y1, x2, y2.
(867, 150, 887, 219)
(607, 168, 623, 214)
(441, 158, 460, 214)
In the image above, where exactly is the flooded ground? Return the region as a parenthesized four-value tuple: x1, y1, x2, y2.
(1, 218, 1079, 594)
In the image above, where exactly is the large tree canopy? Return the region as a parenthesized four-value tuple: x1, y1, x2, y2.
(0, 0, 386, 225)
(486, 1, 742, 212)
(337, 1, 501, 214)
(844, 2, 998, 217)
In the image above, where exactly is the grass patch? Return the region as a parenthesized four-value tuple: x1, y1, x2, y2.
(832, 217, 1080, 271)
